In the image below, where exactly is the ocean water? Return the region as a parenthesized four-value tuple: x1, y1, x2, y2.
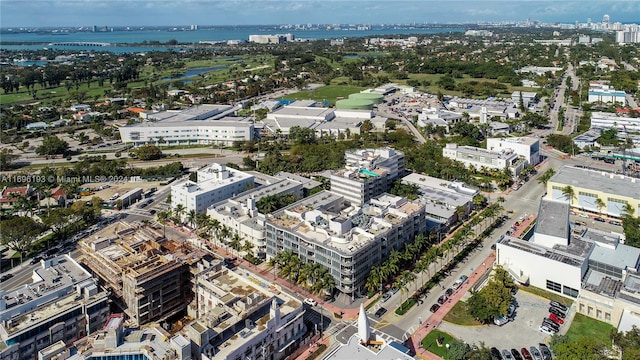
(1, 27, 463, 53)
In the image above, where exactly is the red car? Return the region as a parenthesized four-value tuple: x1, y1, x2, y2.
(520, 347, 534, 360)
(549, 313, 565, 324)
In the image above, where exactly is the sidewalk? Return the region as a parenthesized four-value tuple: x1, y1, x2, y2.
(405, 252, 496, 360)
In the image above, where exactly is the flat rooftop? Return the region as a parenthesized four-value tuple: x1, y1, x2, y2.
(273, 172, 321, 190)
(489, 136, 539, 146)
(535, 199, 570, 239)
(451, 145, 519, 160)
(549, 166, 640, 200)
(270, 106, 334, 118)
(589, 243, 640, 271)
(499, 236, 589, 267)
(0, 255, 94, 320)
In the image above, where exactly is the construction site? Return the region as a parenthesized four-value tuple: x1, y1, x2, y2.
(78, 220, 210, 327)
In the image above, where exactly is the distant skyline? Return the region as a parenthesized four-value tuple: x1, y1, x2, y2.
(1, 0, 639, 28)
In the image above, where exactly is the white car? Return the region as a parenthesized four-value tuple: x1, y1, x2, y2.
(303, 298, 317, 306)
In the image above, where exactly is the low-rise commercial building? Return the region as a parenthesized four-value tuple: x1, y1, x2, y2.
(401, 173, 476, 233)
(590, 111, 640, 132)
(0, 255, 110, 360)
(265, 191, 426, 301)
(118, 104, 255, 146)
(496, 198, 640, 330)
(546, 166, 640, 217)
(443, 143, 525, 178)
(486, 136, 541, 166)
(588, 89, 627, 105)
(171, 163, 254, 216)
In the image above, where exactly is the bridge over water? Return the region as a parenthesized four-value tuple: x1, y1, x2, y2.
(48, 42, 112, 47)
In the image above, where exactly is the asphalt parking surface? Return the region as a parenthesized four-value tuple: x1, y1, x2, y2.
(438, 290, 565, 349)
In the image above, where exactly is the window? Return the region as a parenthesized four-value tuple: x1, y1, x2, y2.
(546, 280, 561, 293)
(605, 313, 611, 322)
(563, 285, 579, 298)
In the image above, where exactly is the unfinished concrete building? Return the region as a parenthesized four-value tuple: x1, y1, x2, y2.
(79, 221, 208, 326)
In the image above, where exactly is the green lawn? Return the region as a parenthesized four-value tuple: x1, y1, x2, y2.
(517, 285, 574, 307)
(566, 314, 615, 344)
(421, 330, 456, 357)
(443, 300, 483, 326)
(278, 85, 367, 105)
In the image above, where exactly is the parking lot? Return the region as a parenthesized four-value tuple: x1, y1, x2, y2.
(439, 290, 566, 350)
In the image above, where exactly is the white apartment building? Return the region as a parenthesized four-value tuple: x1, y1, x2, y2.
(207, 179, 304, 259)
(188, 258, 305, 360)
(442, 143, 524, 178)
(590, 112, 640, 132)
(0, 255, 110, 360)
(266, 191, 426, 300)
(330, 148, 405, 206)
(171, 163, 254, 216)
(248, 33, 294, 44)
(119, 105, 256, 146)
(486, 136, 541, 166)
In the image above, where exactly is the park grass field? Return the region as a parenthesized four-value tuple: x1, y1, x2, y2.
(278, 84, 367, 105)
(421, 330, 456, 357)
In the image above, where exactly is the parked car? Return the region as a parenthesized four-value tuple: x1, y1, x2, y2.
(549, 301, 568, 312)
(494, 315, 509, 326)
(381, 292, 392, 302)
(502, 349, 513, 360)
(609, 220, 622, 226)
(490, 347, 503, 360)
(303, 298, 317, 306)
(549, 307, 566, 318)
(374, 307, 387, 318)
(30, 256, 43, 264)
(539, 325, 557, 335)
(507, 303, 517, 318)
(594, 217, 606, 222)
(542, 319, 560, 331)
(549, 313, 565, 324)
(529, 346, 542, 360)
(520, 347, 534, 360)
(430, 304, 440, 313)
(0, 273, 14, 282)
(445, 288, 454, 297)
(511, 349, 524, 360)
(539, 344, 552, 360)
(390, 287, 399, 294)
(437, 295, 448, 304)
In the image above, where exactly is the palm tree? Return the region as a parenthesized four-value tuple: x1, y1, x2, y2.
(622, 202, 636, 218)
(173, 204, 185, 224)
(594, 198, 605, 215)
(229, 233, 243, 256)
(195, 212, 210, 231)
(242, 240, 254, 257)
(219, 225, 231, 249)
(561, 185, 575, 205)
(156, 210, 169, 237)
(186, 209, 197, 229)
(537, 168, 556, 188)
(208, 218, 220, 240)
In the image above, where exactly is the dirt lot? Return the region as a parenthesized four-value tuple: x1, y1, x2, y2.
(79, 180, 165, 202)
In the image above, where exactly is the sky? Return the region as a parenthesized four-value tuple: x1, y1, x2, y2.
(1, 0, 639, 28)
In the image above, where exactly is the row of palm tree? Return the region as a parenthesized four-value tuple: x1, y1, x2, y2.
(156, 206, 256, 257)
(364, 200, 505, 304)
(267, 250, 336, 297)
